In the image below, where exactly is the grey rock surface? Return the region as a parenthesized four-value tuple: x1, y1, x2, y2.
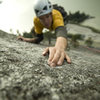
(0, 30, 100, 100)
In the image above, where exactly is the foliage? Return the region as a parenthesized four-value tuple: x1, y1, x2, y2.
(85, 37, 93, 47)
(10, 29, 13, 33)
(43, 30, 56, 45)
(53, 4, 94, 24)
(22, 28, 56, 45)
(67, 11, 94, 24)
(23, 32, 33, 38)
(0, 1, 2, 4)
(21, 27, 35, 38)
(67, 33, 85, 48)
(67, 33, 85, 41)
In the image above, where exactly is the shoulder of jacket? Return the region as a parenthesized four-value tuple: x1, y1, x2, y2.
(52, 9, 61, 15)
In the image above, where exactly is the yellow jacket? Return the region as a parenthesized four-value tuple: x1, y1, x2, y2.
(33, 9, 64, 34)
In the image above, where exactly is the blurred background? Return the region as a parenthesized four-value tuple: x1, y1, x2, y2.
(0, 0, 100, 34)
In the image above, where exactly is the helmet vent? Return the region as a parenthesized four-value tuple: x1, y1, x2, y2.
(49, 5, 51, 8)
(35, 9, 39, 14)
(43, 6, 47, 10)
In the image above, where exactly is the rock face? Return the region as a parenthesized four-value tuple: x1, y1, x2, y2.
(0, 30, 100, 100)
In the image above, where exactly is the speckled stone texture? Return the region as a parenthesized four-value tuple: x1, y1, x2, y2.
(0, 30, 100, 100)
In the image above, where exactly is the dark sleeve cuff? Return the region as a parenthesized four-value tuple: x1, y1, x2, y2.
(55, 26, 67, 39)
(34, 34, 44, 44)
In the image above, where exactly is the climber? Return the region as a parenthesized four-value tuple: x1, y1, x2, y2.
(18, 0, 71, 67)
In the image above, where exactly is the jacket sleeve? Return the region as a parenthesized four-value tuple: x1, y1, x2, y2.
(34, 34, 44, 44)
(55, 26, 67, 39)
(31, 27, 44, 44)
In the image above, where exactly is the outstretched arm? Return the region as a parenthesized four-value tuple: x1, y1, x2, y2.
(17, 34, 43, 44)
(43, 26, 71, 67)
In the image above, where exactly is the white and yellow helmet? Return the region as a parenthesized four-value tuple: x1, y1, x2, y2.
(34, 0, 53, 17)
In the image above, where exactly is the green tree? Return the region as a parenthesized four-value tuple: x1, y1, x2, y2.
(85, 37, 93, 47)
(22, 27, 35, 38)
(67, 11, 94, 24)
(10, 29, 13, 33)
(68, 33, 85, 48)
(0, 1, 2, 4)
(16, 30, 21, 36)
(44, 30, 56, 45)
(53, 4, 94, 24)
(23, 32, 33, 38)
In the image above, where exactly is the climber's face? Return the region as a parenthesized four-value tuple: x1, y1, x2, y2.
(39, 13, 52, 29)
